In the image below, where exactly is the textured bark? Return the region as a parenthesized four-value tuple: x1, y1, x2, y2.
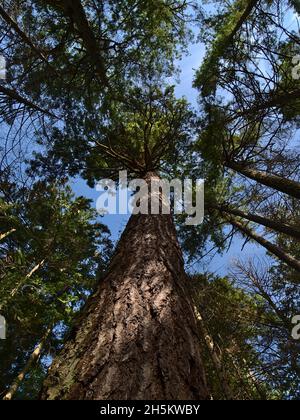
(41, 176, 208, 400)
(227, 161, 300, 200)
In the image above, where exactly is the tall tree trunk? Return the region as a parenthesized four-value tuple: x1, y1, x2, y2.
(226, 161, 300, 200)
(41, 173, 208, 400)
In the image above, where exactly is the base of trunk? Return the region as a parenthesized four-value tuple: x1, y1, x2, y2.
(41, 212, 208, 400)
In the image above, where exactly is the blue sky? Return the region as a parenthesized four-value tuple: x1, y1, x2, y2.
(71, 34, 268, 278)
(73, 5, 298, 278)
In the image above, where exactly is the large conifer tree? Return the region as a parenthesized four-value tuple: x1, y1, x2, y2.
(0, 0, 299, 400)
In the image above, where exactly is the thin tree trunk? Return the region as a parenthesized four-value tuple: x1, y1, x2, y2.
(226, 161, 300, 200)
(0, 228, 16, 242)
(0, 5, 52, 69)
(0, 85, 57, 118)
(0, 259, 45, 312)
(41, 173, 208, 400)
(3, 327, 52, 401)
(213, 204, 300, 240)
(194, 306, 233, 400)
(229, 217, 300, 274)
(10, 259, 46, 299)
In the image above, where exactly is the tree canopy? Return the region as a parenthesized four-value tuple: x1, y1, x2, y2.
(0, 0, 299, 399)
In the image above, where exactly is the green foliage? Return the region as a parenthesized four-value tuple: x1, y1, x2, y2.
(276, 41, 300, 123)
(0, 176, 112, 398)
(192, 274, 285, 399)
(0, 0, 299, 401)
(194, 0, 258, 96)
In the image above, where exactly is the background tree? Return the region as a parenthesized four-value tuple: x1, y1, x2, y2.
(0, 172, 112, 399)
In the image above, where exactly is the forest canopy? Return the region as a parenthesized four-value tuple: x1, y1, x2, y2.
(0, 0, 299, 401)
